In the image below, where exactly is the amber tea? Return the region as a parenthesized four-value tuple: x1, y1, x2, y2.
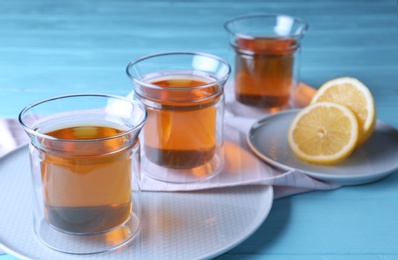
(40, 124, 134, 234)
(127, 52, 229, 183)
(225, 14, 307, 109)
(20, 94, 146, 254)
(234, 37, 298, 108)
(142, 75, 221, 169)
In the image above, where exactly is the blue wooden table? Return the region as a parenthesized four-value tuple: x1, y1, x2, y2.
(1, 0, 397, 259)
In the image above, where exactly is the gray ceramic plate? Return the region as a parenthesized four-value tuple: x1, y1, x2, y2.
(248, 109, 398, 185)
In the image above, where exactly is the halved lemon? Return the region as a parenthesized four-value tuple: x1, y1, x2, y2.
(288, 102, 359, 164)
(311, 77, 376, 145)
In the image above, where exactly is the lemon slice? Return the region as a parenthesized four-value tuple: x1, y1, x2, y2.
(288, 102, 359, 164)
(311, 77, 376, 145)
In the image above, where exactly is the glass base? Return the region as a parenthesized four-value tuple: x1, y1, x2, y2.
(34, 212, 140, 254)
(226, 99, 293, 118)
(142, 153, 223, 183)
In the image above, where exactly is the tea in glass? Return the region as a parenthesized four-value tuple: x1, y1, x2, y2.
(41, 125, 134, 234)
(234, 37, 297, 107)
(144, 75, 220, 169)
(19, 94, 147, 254)
(225, 14, 308, 109)
(127, 52, 230, 183)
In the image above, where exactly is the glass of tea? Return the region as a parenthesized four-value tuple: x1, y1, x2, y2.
(225, 14, 308, 109)
(127, 52, 231, 183)
(18, 94, 147, 254)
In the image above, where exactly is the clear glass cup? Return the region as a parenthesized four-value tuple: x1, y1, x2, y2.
(18, 94, 147, 254)
(225, 14, 308, 110)
(126, 52, 231, 183)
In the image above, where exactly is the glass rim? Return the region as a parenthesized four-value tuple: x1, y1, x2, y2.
(126, 51, 231, 91)
(18, 93, 148, 142)
(224, 13, 309, 40)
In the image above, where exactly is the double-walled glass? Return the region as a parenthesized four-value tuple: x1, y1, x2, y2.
(225, 14, 308, 109)
(19, 94, 147, 254)
(127, 52, 231, 183)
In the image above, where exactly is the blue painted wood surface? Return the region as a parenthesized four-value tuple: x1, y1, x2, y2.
(0, 0, 397, 259)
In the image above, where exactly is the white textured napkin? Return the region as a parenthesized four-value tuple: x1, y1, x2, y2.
(139, 82, 341, 198)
